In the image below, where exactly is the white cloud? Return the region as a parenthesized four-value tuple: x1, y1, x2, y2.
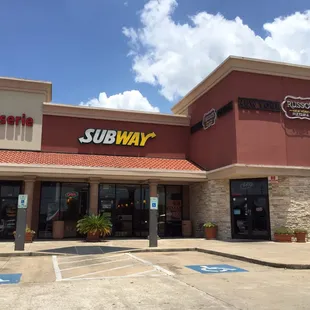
(123, 0, 310, 102)
(80, 90, 160, 113)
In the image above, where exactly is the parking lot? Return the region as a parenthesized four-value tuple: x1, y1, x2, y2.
(1, 250, 310, 309)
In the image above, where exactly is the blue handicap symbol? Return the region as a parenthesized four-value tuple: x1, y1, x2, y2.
(0, 274, 22, 284)
(186, 264, 248, 274)
(21, 200, 24, 204)
(152, 202, 156, 208)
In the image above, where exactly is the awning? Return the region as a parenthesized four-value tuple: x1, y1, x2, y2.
(0, 150, 206, 182)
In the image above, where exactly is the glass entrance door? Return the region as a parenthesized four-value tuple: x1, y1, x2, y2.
(230, 179, 270, 240)
(0, 182, 21, 239)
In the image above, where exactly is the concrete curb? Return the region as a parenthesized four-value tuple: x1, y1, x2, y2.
(1, 247, 310, 269)
(195, 248, 310, 270)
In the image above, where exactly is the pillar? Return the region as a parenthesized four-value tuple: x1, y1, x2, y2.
(24, 177, 36, 229)
(149, 182, 158, 247)
(89, 179, 100, 215)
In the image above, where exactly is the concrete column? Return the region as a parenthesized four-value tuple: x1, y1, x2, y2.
(24, 177, 36, 229)
(149, 182, 158, 247)
(89, 179, 100, 215)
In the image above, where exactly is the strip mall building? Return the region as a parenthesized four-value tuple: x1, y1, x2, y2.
(1, 56, 310, 241)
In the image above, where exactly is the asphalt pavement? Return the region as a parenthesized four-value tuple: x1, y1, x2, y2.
(0, 250, 310, 309)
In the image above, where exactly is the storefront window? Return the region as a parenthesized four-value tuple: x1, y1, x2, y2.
(158, 186, 166, 237)
(38, 182, 60, 238)
(98, 183, 183, 238)
(165, 185, 182, 237)
(0, 182, 21, 239)
(99, 184, 115, 223)
(60, 183, 89, 237)
(1, 184, 20, 198)
(38, 182, 89, 238)
(230, 179, 268, 196)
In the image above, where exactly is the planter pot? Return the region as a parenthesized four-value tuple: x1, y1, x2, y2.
(14, 232, 34, 243)
(205, 227, 217, 240)
(295, 232, 307, 243)
(25, 232, 34, 243)
(274, 233, 293, 242)
(53, 221, 64, 239)
(86, 231, 100, 242)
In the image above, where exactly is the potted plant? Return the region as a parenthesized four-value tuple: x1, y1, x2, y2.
(294, 228, 308, 243)
(76, 214, 112, 242)
(203, 222, 217, 239)
(13, 226, 35, 243)
(274, 226, 294, 242)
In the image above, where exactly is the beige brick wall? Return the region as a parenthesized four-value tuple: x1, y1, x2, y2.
(190, 176, 310, 241)
(209, 180, 231, 240)
(269, 176, 310, 237)
(190, 180, 231, 239)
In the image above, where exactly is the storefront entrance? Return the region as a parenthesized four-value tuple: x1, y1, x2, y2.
(0, 182, 21, 239)
(230, 178, 271, 240)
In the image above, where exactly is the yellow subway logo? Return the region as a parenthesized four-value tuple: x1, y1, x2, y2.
(78, 129, 156, 147)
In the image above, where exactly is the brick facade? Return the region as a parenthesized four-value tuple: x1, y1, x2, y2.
(269, 176, 310, 236)
(190, 176, 310, 241)
(190, 180, 231, 239)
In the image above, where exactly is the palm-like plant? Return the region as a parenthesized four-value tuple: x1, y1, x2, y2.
(76, 214, 112, 237)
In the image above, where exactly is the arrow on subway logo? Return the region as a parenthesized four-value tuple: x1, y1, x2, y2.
(78, 129, 156, 147)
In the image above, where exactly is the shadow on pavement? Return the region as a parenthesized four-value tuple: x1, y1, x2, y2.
(38, 245, 137, 255)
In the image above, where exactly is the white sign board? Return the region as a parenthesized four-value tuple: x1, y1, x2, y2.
(150, 197, 158, 210)
(18, 195, 28, 209)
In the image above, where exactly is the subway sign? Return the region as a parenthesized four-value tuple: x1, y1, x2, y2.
(78, 129, 156, 147)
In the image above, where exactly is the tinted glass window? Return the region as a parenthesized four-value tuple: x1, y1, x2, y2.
(230, 179, 268, 196)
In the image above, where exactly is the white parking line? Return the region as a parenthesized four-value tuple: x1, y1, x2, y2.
(62, 269, 158, 281)
(65, 264, 136, 280)
(59, 253, 125, 265)
(58, 254, 126, 265)
(52, 256, 62, 281)
(126, 253, 175, 276)
(60, 258, 131, 271)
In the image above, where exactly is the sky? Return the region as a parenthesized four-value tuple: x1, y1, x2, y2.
(0, 0, 310, 114)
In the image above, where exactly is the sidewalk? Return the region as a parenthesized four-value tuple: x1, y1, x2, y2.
(1, 238, 310, 268)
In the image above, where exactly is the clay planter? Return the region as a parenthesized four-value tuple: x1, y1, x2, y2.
(25, 232, 34, 243)
(53, 221, 64, 239)
(274, 233, 293, 242)
(295, 232, 307, 243)
(205, 227, 217, 240)
(86, 231, 100, 242)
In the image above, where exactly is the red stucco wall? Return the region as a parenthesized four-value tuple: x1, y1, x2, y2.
(188, 73, 237, 170)
(42, 115, 189, 159)
(233, 71, 310, 166)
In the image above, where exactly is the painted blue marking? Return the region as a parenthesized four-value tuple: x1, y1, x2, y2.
(185, 264, 248, 274)
(0, 274, 22, 284)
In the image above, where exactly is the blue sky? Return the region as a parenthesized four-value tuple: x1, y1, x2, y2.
(0, 0, 310, 113)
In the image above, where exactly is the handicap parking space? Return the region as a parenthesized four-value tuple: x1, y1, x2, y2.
(53, 252, 173, 281)
(135, 251, 310, 310)
(135, 251, 268, 276)
(0, 256, 55, 284)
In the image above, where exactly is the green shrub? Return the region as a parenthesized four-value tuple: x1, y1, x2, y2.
(203, 222, 217, 228)
(76, 214, 112, 237)
(294, 228, 308, 234)
(274, 226, 293, 235)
